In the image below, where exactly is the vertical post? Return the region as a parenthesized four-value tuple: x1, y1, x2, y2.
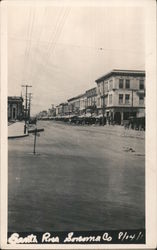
(24, 86, 27, 134)
(22, 85, 32, 134)
(102, 80, 105, 126)
(132, 89, 134, 117)
(26, 86, 28, 117)
(28, 93, 32, 121)
(33, 129, 37, 155)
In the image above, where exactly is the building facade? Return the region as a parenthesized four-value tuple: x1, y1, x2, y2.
(62, 103, 69, 116)
(37, 110, 48, 119)
(79, 93, 87, 115)
(95, 69, 145, 124)
(67, 94, 83, 115)
(85, 87, 97, 116)
(47, 104, 56, 117)
(8, 96, 24, 121)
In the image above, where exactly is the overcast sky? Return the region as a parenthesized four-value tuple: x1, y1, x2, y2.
(8, 2, 145, 115)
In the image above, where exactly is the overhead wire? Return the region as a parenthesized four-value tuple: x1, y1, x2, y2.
(29, 7, 65, 83)
(46, 7, 71, 62)
(30, 7, 71, 83)
(21, 7, 32, 84)
(19, 6, 144, 99)
(21, 7, 35, 83)
(26, 7, 36, 81)
(28, 7, 48, 83)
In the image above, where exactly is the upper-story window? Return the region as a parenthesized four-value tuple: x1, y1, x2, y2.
(109, 94, 112, 105)
(126, 79, 130, 89)
(139, 79, 144, 90)
(125, 94, 130, 104)
(119, 94, 123, 104)
(92, 97, 96, 106)
(139, 95, 144, 105)
(109, 80, 113, 91)
(97, 97, 100, 106)
(105, 82, 108, 92)
(105, 96, 108, 105)
(97, 84, 101, 95)
(119, 79, 124, 88)
(101, 82, 104, 95)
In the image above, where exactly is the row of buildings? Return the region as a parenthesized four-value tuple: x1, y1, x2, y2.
(10, 69, 145, 125)
(41, 69, 145, 125)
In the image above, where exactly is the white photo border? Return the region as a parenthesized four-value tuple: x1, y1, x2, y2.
(1, 0, 156, 249)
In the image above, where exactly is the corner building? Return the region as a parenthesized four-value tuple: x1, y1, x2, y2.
(95, 69, 145, 124)
(8, 96, 24, 121)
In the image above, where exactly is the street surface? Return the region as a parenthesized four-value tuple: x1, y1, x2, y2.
(8, 121, 145, 232)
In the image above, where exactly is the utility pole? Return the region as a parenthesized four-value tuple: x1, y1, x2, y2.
(22, 84, 32, 134)
(28, 93, 33, 120)
(102, 81, 105, 126)
(130, 89, 134, 118)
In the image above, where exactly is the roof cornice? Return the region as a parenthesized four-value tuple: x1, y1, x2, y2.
(95, 69, 145, 83)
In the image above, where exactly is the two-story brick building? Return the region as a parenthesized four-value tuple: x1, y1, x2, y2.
(95, 69, 145, 124)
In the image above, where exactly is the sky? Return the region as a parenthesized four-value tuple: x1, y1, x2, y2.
(7, 2, 145, 115)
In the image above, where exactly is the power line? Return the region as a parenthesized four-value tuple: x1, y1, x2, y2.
(9, 34, 145, 55)
(28, 7, 71, 84)
(22, 7, 36, 83)
(47, 8, 71, 61)
(26, 7, 65, 84)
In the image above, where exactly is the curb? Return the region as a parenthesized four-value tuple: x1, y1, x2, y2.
(8, 134, 29, 139)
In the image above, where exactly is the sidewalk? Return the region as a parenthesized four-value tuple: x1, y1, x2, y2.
(8, 121, 29, 139)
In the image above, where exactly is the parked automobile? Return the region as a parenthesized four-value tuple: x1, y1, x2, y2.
(29, 117, 37, 125)
(128, 116, 145, 130)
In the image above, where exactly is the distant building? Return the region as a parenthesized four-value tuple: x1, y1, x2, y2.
(67, 94, 83, 115)
(55, 105, 60, 116)
(62, 103, 69, 116)
(8, 96, 24, 121)
(85, 87, 97, 116)
(55, 103, 69, 116)
(95, 69, 145, 124)
(47, 104, 56, 117)
(79, 93, 87, 115)
(55, 103, 63, 116)
(37, 110, 48, 119)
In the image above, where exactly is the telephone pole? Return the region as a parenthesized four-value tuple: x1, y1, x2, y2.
(28, 93, 33, 120)
(102, 80, 105, 126)
(22, 84, 32, 134)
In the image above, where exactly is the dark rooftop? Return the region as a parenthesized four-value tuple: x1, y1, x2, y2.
(8, 96, 23, 101)
(68, 93, 85, 102)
